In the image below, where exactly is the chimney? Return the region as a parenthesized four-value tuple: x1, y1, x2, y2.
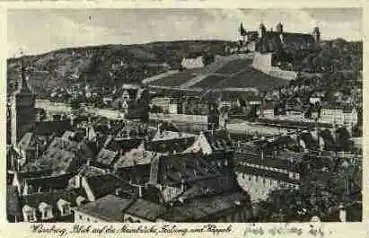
(181, 178, 185, 193)
(138, 186, 143, 198)
(261, 149, 264, 160)
(339, 204, 346, 222)
(74, 174, 82, 188)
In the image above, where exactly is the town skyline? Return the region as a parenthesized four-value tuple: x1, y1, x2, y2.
(8, 8, 362, 57)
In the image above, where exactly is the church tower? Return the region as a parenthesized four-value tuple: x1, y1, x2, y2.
(258, 23, 266, 38)
(10, 59, 36, 145)
(312, 26, 321, 45)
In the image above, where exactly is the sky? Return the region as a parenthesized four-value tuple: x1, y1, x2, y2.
(7, 8, 363, 57)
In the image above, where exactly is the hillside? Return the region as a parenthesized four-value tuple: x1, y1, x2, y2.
(7, 40, 229, 97)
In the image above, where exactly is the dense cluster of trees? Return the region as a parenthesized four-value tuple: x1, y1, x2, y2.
(282, 39, 362, 73)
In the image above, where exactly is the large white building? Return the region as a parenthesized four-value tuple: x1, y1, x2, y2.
(181, 56, 204, 69)
(319, 105, 358, 128)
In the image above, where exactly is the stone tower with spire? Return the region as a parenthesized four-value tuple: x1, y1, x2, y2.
(9, 58, 36, 145)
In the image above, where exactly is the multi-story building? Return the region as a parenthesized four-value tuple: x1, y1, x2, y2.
(319, 105, 358, 128)
(8, 61, 36, 145)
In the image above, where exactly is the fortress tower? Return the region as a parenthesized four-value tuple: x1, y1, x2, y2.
(276, 23, 283, 33)
(312, 26, 321, 45)
(9, 59, 36, 145)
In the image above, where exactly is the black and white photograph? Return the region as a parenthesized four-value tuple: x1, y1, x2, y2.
(6, 8, 363, 223)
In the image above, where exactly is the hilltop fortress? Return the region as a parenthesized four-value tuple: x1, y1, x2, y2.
(226, 22, 321, 80)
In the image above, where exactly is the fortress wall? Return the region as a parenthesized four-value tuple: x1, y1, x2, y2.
(252, 52, 297, 81)
(252, 52, 273, 73)
(268, 68, 297, 80)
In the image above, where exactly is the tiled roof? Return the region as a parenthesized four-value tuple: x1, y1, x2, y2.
(299, 132, 319, 149)
(125, 199, 166, 221)
(21, 188, 84, 209)
(161, 191, 250, 222)
(114, 149, 156, 168)
(75, 195, 133, 222)
(24, 173, 74, 192)
(15, 169, 53, 182)
(85, 174, 136, 200)
(36, 137, 93, 174)
(17, 133, 34, 151)
(153, 152, 226, 186)
(177, 175, 241, 200)
(145, 137, 195, 153)
(203, 130, 233, 151)
(96, 148, 118, 166)
(103, 137, 142, 152)
(7, 186, 21, 218)
(77, 165, 107, 177)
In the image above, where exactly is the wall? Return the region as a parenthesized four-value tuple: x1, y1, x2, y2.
(162, 185, 183, 202)
(123, 214, 151, 223)
(149, 113, 208, 131)
(216, 206, 252, 222)
(74, 210, 106, 223)
(252, 52, 273, 73)
(252, 53, 297, 81)
(236, 172, 298, 203)
(35, 99, 72, 113)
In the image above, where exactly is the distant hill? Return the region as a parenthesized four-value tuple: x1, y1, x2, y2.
(7, 40, 229, 97)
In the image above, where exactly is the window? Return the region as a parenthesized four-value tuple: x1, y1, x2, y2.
(58, 199, 72, 217)
(26, 212, 35, 222)
(42, 209, 53, 220)
(62, 204, 70, 216)
(79, 215, 83, 220)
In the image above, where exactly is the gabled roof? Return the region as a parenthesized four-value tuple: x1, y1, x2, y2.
(96, 148, 118, 166)
(75, 195, 133, 222)
(85, 174, 136, 200)
(161, 191, 250, 222)
(176, 175, 241, 201)
(151, 152, 225, 186)
(145, 137, 196, 154)
(103, 137, 142, 152)
(125, 199, 166, 221)
(24, 173, 75, 192)
(36, 137, 92, 174)
(202, 130, 233, 151)
(77, 165, 107, 178)
(114, 149, 156, 168)
(21, 188, 84, 209)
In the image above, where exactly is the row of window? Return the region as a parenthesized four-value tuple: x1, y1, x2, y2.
(239, 173, 299, 189)
(77, 214, 100, 223)
(22, 201, 71, 222)
(241, 161, 299, 178)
